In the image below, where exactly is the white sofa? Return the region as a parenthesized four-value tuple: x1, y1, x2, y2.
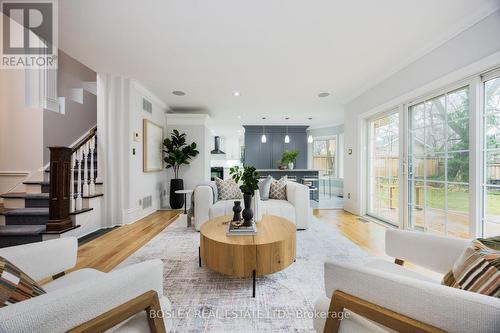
(0, 237, 172, 333)
(193, 180, 311, 231)
(314, 229, 500, 333)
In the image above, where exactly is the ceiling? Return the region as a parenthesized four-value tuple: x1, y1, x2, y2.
(58, 0, 499, 136)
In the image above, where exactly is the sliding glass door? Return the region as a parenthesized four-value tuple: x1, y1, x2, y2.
(364, 68, 500, 239)
(407, 87, 470, 237)
(483, 74, 500, 237)
(367, 111, 399, 225)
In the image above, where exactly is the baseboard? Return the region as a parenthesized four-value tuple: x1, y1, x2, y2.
(124, 198, 161, 224)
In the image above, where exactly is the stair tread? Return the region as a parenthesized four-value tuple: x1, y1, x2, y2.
(0, 192, 27, 199)
(0, 225, 46, 235)
(3, 208, 49, 216)
(0, 192, 49, 200)
(70, 208, 93, 215)
(23, 180, 49, 185)
(82, 193, 104, 199)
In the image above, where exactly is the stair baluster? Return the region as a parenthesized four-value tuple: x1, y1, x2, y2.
(82, 142, 89, 197)
(70, 153, 76, 212)
(45, 126, 96, 236)
(89, 136, 96, 195)
(75, 149, 83, 211)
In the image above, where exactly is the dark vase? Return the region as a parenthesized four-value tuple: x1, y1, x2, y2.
(242, 193, 253, 226)
(170, 179, 184, 209)
(232, 201, 242, 221)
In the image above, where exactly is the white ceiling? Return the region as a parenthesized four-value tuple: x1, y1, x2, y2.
(58, 0, 499, 136)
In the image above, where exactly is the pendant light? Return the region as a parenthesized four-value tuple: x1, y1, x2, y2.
(261, 117, 267, 143)
(307, 117, 313, 143)
(284, 117, 290, 143)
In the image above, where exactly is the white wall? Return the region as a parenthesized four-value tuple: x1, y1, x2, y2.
(0, 69, 44, 196)
(343, 9, 500, 215)
(127, 81, 169, 221)
(165, 114, 211, 208)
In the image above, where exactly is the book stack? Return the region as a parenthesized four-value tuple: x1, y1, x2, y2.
(226, 220, 257, 236)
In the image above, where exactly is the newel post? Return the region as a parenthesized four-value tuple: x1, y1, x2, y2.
(47, 146, 74, 232)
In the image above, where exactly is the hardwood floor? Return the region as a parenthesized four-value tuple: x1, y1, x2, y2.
(70, 210, 180, 273)
(70, 209, 387, 274)
(67, 208, 436, 279)
(313, 209, 388, 258)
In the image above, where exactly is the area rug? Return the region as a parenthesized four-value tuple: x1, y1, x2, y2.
(117, 216, 373, 332)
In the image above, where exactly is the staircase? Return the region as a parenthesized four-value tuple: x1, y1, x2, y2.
(0, 127, 103, 248)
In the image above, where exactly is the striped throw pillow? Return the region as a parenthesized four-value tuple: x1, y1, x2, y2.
(441, 236, 499, 297)
(0, 256, 46, 307)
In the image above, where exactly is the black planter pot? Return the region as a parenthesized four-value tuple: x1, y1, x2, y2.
(242, 194, 254, 226)
(170, 179, 184, 209)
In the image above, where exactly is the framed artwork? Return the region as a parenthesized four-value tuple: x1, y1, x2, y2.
(143, 119, 164, 172)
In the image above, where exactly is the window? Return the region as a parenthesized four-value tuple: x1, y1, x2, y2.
(408, 87, 470, 237)
(483, 74, 500, 237)
(313, 136, 337, 177)
(367, 111, 399, 225)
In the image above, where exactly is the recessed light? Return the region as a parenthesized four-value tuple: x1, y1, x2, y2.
(233, 91, 240, 97)
(308, 117, 312, 120)
(172, 90, 186, 96)
(318, 92, 330, 98)
(262, 117, 267, 120)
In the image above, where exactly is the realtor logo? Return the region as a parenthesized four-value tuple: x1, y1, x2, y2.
(1, 0, 58, 68)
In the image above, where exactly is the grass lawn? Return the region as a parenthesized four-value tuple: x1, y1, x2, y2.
(376, 185, 500, 215)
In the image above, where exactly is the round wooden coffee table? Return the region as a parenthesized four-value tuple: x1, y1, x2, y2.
(199, 214, 296, 297)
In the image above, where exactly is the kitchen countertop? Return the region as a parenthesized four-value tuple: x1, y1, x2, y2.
(256, 169, 319, 172)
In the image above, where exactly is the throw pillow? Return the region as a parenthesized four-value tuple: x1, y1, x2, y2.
(258, 176, 272, 201)
(441, 236, 499, 297)
(215, 177, 242, 200)
(269, 176, 287, 200)
(0, 256, 46, 307)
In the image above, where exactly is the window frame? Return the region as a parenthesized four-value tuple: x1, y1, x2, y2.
(366, 108, 402, 227)
(361, 65, 500, 238)
(312, 135, 339, 178)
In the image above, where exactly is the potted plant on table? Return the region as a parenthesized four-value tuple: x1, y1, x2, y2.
(229, 166, 259, 226)
(278, 150, 299, 170)
(163, 129, 199, 209)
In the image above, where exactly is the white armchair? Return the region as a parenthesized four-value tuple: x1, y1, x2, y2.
(314, 229, 500, 333)
(0, 238, 172, 333)
(193, 180, 311, 231)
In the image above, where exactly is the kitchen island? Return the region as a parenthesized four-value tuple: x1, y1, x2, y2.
(256, 169, 319, 201)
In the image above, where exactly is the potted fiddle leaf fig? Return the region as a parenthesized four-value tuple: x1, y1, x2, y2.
(230, 165, 259, 226)
(163, 129, 199, 209)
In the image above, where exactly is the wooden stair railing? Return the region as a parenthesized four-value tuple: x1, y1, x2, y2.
(47, 126, 98, 232)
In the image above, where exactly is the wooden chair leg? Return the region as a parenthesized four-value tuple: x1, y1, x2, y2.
(323, 292, 344, 333)
(323, 291, 445, 333)
(68, 290, 166, 333)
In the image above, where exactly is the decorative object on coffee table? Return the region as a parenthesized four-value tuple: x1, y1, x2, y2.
(232, 201, 242, 222)
(229, 166, 259, 226)
(200, 214, 296, 297)
(163, 129, 199, 209)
